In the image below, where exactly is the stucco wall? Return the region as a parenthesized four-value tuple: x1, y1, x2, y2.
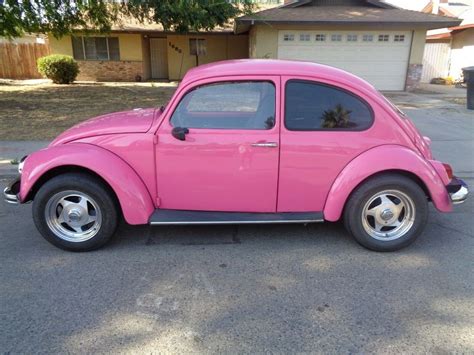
(450, 28, 474, 79)
(167, 34, 248, 80)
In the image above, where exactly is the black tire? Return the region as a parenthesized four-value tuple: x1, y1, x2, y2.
(343, 174, 428, 252)
(33, 173, 119, 251)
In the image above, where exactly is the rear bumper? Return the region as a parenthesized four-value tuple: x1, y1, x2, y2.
(447, 177, 469, 204)
(3, 176, 20, 204)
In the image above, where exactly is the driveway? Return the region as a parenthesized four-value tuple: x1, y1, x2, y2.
(0, 91, 473, 353)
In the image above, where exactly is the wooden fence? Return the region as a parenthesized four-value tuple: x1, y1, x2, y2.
(0, 42, 50, 79)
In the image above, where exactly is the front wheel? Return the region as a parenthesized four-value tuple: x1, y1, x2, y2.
(33, 173, 119, 251)
(344, 174, 428, 252)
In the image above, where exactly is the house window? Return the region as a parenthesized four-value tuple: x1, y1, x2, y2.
(299, 34, 311, 42)
(362, 34, 374, 42)
(189, 39, 207, 56)
(315, 34, 326, 42)
(283, 34, 295, 42)
(394, 34, 405, 42)
(378, 34, 390, 42)
(71, 36, 120, 61)
(331, 34, 342, 42)
(347, 34, 358, 42)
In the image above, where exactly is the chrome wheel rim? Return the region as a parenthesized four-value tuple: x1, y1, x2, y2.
(361, 190, 415, 241)
(45, 190, 102, 242)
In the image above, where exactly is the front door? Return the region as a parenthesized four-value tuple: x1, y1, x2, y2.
(150, 38, 168, 79)
(155, 77, 280, 212)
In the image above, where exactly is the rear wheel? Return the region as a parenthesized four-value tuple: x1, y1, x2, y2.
(33, 173, 119, 251)
(344, 174, 428, 251)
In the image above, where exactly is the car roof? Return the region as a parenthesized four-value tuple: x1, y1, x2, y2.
(182, 59, 377, 93)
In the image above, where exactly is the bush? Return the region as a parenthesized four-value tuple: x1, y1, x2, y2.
(37, 55, 79, 84)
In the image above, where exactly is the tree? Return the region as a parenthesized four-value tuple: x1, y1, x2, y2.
(0, 0, 254, 39)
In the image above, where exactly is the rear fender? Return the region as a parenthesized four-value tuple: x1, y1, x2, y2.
(20, 143, 154, 225)
(323, 145, 451, 221)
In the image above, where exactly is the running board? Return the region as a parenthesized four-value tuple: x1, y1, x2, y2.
(149, 210, 324, 225)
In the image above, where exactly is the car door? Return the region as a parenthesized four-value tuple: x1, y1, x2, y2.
(278, 76, 377, 213)
(155, 76, 280, 212)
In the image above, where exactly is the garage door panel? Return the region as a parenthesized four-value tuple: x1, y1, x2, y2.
(277, 30, 411, 90)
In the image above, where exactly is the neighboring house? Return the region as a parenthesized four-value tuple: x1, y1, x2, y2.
(46, 0, 460, 90)
(236, 0, 460, 90)
(421, 0, 473, 82)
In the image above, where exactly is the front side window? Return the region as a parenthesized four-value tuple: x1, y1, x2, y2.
(72, 36, 120, 60)
(171, 82, 276, 130)
(285, 80, 373, 131)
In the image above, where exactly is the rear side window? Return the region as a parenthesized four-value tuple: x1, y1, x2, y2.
(170, 81, 276, 130)
(285, 80, 373, 131)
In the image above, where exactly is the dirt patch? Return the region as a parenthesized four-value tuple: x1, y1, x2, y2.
(0, 82, 177, 140)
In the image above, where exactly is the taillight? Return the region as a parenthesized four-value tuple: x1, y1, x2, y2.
(443, 163, 453, 180)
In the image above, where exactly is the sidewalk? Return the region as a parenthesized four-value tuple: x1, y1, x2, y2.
(0, 141, 48, 177)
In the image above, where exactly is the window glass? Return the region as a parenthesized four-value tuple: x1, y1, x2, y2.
(378, 34, 390, 42)
(108, 38, 120, 60)
(394, 34, 405, 42)
(347, 34, 358, 42)
(315, 34, 326, 42)
(362, 34, 373, 42)
(71, 36, 85, 60)
(189, 39, 207, 56)
(283, 34, 295, 41)
(171, 82, 276, 130)
(331, 34, 342, 42)
(285, 81, 373, 131)
(72, 37, 120, 60)
(299, 34, 311, 41)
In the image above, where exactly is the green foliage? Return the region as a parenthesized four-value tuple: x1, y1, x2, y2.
(0, 0, 254, 39)
(322, 104, 352, 129)
(37, 55, 79, 84)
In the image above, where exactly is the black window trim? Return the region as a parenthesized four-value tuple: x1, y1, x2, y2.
(284, 79, 375, 132)
(169, 80, 277, 131)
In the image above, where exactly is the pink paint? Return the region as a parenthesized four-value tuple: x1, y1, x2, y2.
(17, 59, 456, 225)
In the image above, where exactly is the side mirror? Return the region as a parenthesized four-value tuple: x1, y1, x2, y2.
(171, 127, 189, 141)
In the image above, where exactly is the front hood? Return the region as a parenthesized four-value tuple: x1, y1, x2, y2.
(50, 108, 157, 146)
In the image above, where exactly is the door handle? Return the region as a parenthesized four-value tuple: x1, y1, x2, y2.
(251, 142, 278, 148)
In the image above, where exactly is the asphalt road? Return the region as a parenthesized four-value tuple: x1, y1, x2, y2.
(1, 93, 473, 353)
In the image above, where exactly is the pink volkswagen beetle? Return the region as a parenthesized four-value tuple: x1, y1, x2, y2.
(4, 60, 469, 252)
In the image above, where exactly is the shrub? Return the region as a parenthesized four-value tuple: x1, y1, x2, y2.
(37, 55, 79, 84)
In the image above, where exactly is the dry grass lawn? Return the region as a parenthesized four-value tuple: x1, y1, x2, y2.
(0, 81, 177, 140)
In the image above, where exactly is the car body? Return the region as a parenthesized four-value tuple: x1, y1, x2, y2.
(4, 59, 469, 251)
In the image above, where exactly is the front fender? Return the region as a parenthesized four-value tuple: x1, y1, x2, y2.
(20, 143, 155, 225)
(323, 145, 452, 221)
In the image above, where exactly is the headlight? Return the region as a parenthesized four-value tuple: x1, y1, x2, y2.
(18, 156, 27, 174)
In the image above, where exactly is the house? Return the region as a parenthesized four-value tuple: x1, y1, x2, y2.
(236, 0, 460, 90)
(420, 0, 473, 82)
(47, 0, 460, 90)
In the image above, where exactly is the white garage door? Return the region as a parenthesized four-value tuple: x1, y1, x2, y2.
(277, 30, 412, 91)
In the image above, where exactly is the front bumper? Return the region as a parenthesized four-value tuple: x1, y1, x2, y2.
(3, 176, 20, 204)
(447, 177, 469, 204)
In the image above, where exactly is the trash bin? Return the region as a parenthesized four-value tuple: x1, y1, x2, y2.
(462, 66, 474, 110)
